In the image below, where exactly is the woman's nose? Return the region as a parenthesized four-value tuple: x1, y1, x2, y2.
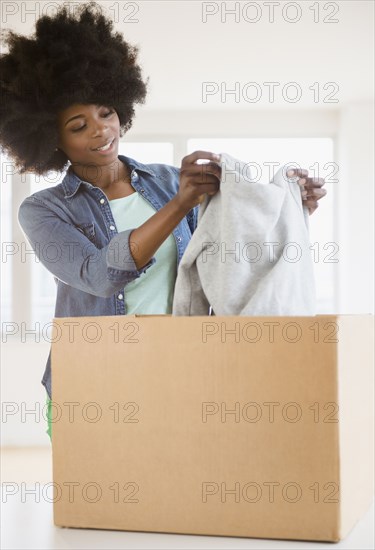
(91, 118, 108, 136)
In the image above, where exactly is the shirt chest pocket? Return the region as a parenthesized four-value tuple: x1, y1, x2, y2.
(75, 221, 96, 244)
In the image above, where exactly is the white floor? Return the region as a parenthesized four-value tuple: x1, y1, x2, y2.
(1, 448, 374, 550)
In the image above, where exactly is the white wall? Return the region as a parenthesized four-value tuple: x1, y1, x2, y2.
(1, 341, 51, 446)
(337, 101, 374, 314)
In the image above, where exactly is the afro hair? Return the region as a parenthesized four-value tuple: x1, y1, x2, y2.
(0, 1, 148, 175)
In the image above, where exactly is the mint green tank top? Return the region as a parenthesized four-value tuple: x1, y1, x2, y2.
(109, 192, 178, 314)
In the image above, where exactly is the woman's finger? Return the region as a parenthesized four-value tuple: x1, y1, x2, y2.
(286, 168, 309, 179)
(304, 177, 326, 188)
(304, 188, 327, 200)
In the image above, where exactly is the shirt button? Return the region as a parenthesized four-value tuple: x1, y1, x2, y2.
(100, 198, 105, 204)
(177, 236, 182, 242)
(118, 294, 123, 300)
(132, 171, 138, 180)
(109, 225, 115, 231)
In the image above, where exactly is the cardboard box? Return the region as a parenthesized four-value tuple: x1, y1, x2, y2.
(51, 314, 374, 542)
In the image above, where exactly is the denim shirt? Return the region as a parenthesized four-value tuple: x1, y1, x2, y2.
(17, 154, 198, 398)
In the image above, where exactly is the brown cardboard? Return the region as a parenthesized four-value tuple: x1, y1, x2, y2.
(50, 314, 374, 542)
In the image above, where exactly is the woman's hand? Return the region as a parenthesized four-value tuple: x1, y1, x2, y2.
(287, 168, 327, 215)
(176, 151, 221, 211)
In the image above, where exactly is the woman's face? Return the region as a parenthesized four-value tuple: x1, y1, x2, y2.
(56, 103, 121, 167)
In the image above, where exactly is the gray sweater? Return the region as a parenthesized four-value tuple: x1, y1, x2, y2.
(172, 152, 316, 316)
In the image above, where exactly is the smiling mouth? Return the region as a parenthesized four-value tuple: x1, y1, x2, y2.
(92, 138, 115, 152)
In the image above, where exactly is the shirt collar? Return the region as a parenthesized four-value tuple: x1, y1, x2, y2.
(62, 154, 155, 199)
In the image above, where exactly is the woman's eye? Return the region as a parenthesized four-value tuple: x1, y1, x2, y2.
(72, 125, 86, 132)
(70, 110, 113, 132)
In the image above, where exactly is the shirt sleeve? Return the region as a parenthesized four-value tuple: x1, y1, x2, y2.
(18, 196, 156, 299)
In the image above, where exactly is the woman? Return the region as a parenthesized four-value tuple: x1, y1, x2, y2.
(0, 2, 325, 440)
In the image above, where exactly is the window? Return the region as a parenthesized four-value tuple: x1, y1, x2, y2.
(1, 153, 13, 323)
(2, 136, 337, 331)
(118, 142, 173, 164)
